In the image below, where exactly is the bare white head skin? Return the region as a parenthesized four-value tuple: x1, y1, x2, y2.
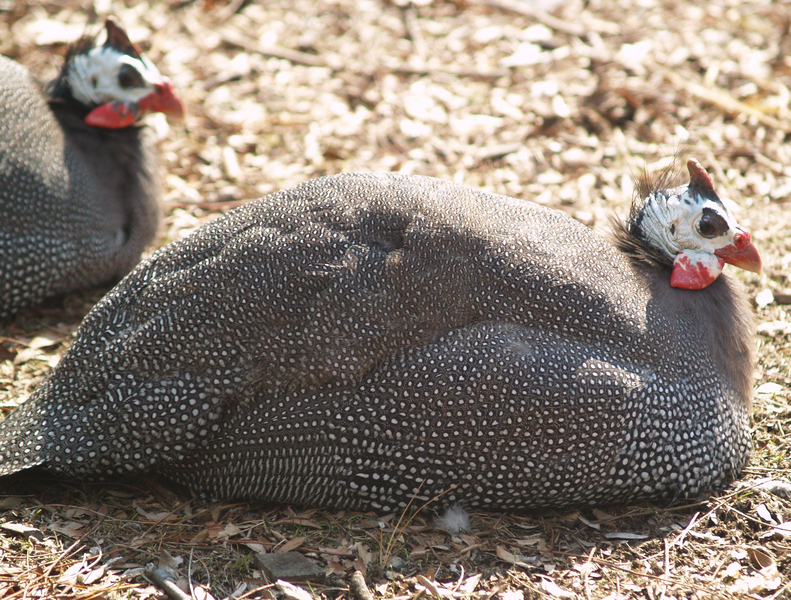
(635, 159, 761, 290)
(64, 20, 184, 129)
(68, 46, 165, 107)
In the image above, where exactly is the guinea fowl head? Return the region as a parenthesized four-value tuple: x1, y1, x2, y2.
(52, 19, 185, 129)
(628, 158, 762, 290)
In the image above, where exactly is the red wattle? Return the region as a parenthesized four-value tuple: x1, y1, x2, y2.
(670, 253, 724, 290)
(84, 101, 140, 129)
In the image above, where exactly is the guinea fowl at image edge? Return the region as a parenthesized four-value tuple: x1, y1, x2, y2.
(0, 20, 185, 319)
(0, 159, 761, 514)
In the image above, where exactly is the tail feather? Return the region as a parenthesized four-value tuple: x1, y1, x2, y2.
(0, 398, 49, 476)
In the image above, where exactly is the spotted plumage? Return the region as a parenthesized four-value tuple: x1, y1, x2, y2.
(0, 20, 184, 319)
(0, 162, 759, 513)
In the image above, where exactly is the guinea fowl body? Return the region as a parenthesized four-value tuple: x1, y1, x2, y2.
(0, 21, 183, 319)
(0, 171, 756, 512)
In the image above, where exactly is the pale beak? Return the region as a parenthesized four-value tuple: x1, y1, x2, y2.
(136, 81, 186, 119)
(714, 230, 762, 275)
(84, 81, 186, 129)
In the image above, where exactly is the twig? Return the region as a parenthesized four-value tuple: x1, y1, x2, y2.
(144, 569, 192, 600)
(658, 64, 791, 132)
(580, 555, 718, 595)
(660, 538, 670, 600)
(450, 564, 465, 594)
(215, 0, 246, 21)
(583, 545, 596, 600)
(476, 0, 587, 37)
(382, 482, 460, 566)
(403, 5, 428, 62)
(665, 511, 699, 552)
(43, 515, 106, 578)
(768, 579, 791, 600)
(218, 26, 341, 69)
(235, 583, 277, 600)
(416, 574, 442, 598)
(218, 24, 511, 79)
(381, 59, 511, 79)
(349, 570, 374, 600)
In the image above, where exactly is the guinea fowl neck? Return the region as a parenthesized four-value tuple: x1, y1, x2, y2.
(610, 216, 755, 411)
(46, 92, 157, 277)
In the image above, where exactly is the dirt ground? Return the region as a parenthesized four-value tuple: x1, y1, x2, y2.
(1, 0, 791, 598)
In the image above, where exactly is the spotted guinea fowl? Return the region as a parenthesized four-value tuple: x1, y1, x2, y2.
(0, 20, 184, 319)
(0, 159, 760, 514)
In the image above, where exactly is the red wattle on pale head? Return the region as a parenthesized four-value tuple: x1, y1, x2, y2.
(670, 250, 725, 290)
(84, 101, 140, 128)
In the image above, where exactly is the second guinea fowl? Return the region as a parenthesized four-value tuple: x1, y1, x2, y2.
(0, 20, 184, 319)
(0, 160, 761, 514)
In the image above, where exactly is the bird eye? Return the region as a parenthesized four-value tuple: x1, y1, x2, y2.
(697, 208, 728, 239)
(118, 63, 144, 89)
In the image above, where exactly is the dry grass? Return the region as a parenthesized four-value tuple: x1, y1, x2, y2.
(1, 0, 790, 598)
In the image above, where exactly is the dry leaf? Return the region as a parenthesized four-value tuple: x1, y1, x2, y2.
(276, 579, 314, 600)
(280, 518, 324, 529)
(219, 523, 243, 538)
(755, 504, 777, 525)
(13, 347, 44, 364)
(189, 529, 210, 544)
(27, 333, 62, 348)
(81, 565, 105, 585)
(458, 573, 482, 596)
(1, 522, 45, 542)
(193, 585, 218, 600)
(495, 545, 534, 569)
(132, 500, 174, 522)
(352, 558, 366, 578)
(59, 560, 85, 584)
(245, 542, 267, 553)
(0, 497, 24, 509)
(761, 521, 791, 539)
(539, 577, 575, 598)
(277, 536, 306, 553)
(326, 560, 345, 574)
(604, 532, 648, 540)
(353, 542, 374, 565)
(746, 547, 775, 570)
(50, 523, 84, 538)
(592, 508, 615, 521)
(415, 574, 444, 598)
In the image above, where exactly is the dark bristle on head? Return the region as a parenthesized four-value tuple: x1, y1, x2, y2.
(686, 158, 722, 204)
(104, 19, 142, 58)
(47, 34, 98, 101)
(608, 160, 683, 270)
(631, 158, 682, 223)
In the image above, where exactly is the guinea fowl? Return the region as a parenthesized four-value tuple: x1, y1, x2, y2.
(0, 20, 184, 319)
(0, 160, 761, 514)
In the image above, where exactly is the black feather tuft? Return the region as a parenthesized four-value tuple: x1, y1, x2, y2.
(610, 159, 683, 270)
(47, 32, 99, 103)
